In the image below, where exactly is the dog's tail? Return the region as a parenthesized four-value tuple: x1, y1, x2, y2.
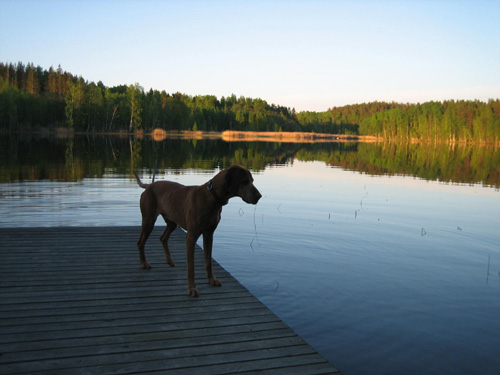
(133, 171, 150, 189)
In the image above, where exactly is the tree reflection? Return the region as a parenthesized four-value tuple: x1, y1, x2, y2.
(0, 134, 498, 188)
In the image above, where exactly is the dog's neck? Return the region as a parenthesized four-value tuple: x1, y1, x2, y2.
(207, 179, 228, 206)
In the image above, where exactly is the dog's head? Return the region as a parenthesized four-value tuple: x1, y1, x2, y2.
(225, 165, 262, 204)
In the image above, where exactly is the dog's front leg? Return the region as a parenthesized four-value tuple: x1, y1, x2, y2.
(186, 233, 199, 297)
(203, 231, 222, 287)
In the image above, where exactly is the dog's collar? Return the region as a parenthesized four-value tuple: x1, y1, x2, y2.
(207, 179, 228, 206)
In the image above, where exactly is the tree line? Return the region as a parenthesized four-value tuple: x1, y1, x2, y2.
(1, 62, 499, 142)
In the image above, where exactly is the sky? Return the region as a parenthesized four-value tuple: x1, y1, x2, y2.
(1, 0, 499, 112)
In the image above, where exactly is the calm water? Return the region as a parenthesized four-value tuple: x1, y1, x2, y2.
(1, 135, 499, 375)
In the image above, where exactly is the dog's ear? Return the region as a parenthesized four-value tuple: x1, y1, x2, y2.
(224, 165, 242, 194)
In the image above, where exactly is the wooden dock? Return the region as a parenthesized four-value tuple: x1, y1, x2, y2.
(0, 227, 339, 374)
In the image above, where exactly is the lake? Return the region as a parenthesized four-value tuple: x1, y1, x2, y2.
(1, 134, 499, 375)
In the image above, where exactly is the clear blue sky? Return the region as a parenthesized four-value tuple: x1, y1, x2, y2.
(1, 0, 499, 111)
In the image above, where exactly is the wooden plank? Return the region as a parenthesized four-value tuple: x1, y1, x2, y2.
(2, 327, 297, 362)
(0, 227, 340, 374)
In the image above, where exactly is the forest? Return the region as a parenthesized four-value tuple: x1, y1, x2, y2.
(1, 62, 499, 143)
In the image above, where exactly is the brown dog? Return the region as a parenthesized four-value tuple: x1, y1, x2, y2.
(134, 165, 261, 297)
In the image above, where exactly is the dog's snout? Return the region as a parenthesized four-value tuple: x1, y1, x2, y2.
(253, 188, 262, 204)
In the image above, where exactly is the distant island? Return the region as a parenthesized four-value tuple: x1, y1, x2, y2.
(0, 62, 499, 144)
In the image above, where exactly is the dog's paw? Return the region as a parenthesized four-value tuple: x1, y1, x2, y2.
(188, 287, 200, 297)
(140, 262, 152, 269)
(209, 277, 222, 287)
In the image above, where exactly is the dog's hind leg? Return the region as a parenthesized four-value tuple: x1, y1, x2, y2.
(137, 221, 155, 269)
(137, 190, 159, 269)
(160, 216, 176, 267)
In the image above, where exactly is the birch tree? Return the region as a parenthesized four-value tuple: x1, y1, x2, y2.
(127, 83, 143, 131)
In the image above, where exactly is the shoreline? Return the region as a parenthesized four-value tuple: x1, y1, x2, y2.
(2, 128, 498, 145)
(0, 128, 381, 143)
(220, 130, 379, 143)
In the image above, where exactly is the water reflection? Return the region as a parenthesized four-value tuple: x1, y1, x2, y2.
(1, 134, 499, 188)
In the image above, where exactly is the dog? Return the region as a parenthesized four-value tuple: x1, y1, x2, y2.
(134, 165, 261, 297)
